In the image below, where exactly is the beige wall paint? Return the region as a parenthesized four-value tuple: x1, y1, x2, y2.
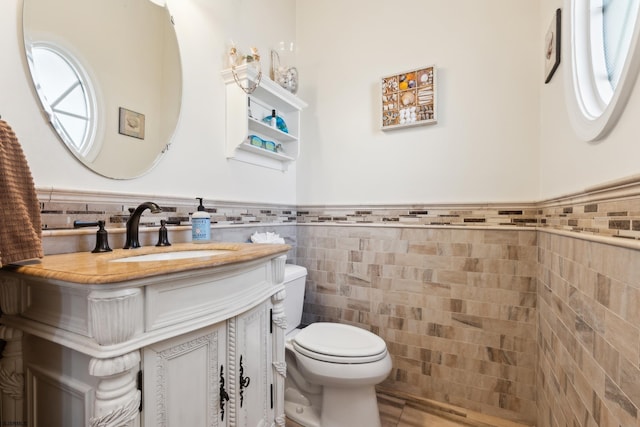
(0, 0, 298, 204)
(538, 0, 640, 199)
(295, 0, 541, 205)
(3, 0, 640, 207)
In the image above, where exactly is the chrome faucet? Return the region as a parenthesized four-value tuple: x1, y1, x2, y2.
(123, 201, 162, 249)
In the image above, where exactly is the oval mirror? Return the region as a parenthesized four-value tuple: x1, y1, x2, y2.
(23, 0, 182, 179)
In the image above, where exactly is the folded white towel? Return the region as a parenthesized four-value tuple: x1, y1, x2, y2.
(250, 231, 285, 244)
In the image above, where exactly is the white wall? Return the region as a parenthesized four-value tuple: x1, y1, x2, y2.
(5, 0, 640, 207)
(539, 0, 640, 199)
(294, 0, 541, 205)
(0, 0, 297, 205)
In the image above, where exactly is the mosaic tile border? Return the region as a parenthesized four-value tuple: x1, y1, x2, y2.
(34, 173, 640, 246)
(538, 173, 640, 241)
(295, 204, 539, 227)
(37, 188, 297, 231)
(539, 199, 640, 240)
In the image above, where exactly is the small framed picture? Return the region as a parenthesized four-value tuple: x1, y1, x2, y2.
(119, 107, 145, 139)
(381, 65, 437, 130)
(545, 8, 561, 84)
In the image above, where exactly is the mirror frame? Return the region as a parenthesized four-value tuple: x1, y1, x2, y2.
(23, 0, 183, 179)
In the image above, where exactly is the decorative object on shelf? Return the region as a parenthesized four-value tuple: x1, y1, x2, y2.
(248, 135, 282, 153)
(544, 8, 561, 84)
(381, 65, 437, 130)
(261, 114, 289, 133)
(270, 47, 298, 94)
(268, 109, 277, 127)
(228, 44, 262, 94)
(118, 107, 145, 139)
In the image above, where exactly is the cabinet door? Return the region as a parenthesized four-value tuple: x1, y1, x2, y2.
(230, 301, 273, 427)
(142, 322, 228, 427)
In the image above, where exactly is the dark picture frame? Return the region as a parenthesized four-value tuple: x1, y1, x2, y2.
(545, 8, 561, 84)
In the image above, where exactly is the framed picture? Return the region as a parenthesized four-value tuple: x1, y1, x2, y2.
(381, 65, 437, 130)
(118, 107, 145, 139)
(545, 8, 561, 84)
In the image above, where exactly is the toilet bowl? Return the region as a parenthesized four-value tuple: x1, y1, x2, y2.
(283, 264, 392, 427)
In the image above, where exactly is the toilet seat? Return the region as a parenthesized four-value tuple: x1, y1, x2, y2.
(293, 323, 388, 364)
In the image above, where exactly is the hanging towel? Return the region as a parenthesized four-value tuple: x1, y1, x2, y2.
(0, 119, 43, 267)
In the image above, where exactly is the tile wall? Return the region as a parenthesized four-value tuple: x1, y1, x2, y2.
(295, 225, 539, 424)
(537, 232, 640, 427)
(29, 178, 640, 426)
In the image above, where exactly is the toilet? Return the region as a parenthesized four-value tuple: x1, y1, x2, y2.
(283, 264, 392, 427)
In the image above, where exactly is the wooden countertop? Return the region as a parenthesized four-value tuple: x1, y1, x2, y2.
(3, 242, 290, 285)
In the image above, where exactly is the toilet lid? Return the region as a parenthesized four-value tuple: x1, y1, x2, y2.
(293, 323, 388, 364)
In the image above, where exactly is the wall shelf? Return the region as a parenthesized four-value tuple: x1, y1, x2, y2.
(221, 64, 307, 171)
(237, 141, 296, 161)
(248, 117, 298, 143)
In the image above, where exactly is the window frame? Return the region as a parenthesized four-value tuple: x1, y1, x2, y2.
(564, 0, 640, 141)
(26, 41, 98, 158)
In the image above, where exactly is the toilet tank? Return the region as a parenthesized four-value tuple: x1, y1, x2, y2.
(283, 264, 308, 335)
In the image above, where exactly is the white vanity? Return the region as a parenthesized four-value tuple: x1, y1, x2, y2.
(0, 242, 290, 427)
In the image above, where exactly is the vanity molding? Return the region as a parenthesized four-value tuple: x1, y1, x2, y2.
(0, 244, 289, 427)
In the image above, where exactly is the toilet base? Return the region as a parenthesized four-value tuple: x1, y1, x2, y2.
(284, 385, 322, 427)
(284, 398, 321, 427)
(320, 385, 381, 427)
(284, 384, 382, 427)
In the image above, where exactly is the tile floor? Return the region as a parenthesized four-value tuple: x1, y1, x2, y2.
(286, 389, 533, 427)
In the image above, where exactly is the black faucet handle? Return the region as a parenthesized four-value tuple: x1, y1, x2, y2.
(156, 219, 172, 247)
(73, 220, 113, 253)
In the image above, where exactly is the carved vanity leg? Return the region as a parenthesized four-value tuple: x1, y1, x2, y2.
(89, 351, 141, 427)
(86, 288, 143, 426)
(271, 255, 288, 427)
(0, 277, 25, 425)
(0, 326, 25, 426)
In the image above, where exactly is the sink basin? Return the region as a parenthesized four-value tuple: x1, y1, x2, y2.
(111, 249, 231, 263)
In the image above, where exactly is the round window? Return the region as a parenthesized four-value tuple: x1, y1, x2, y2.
(565, 0, 640, 141)
(27, 42, 97, 157)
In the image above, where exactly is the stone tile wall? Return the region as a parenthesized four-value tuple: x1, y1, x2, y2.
(32, 178, 640, 426)
(537, 231, 640, 427)
(295, 225, 538, 424)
